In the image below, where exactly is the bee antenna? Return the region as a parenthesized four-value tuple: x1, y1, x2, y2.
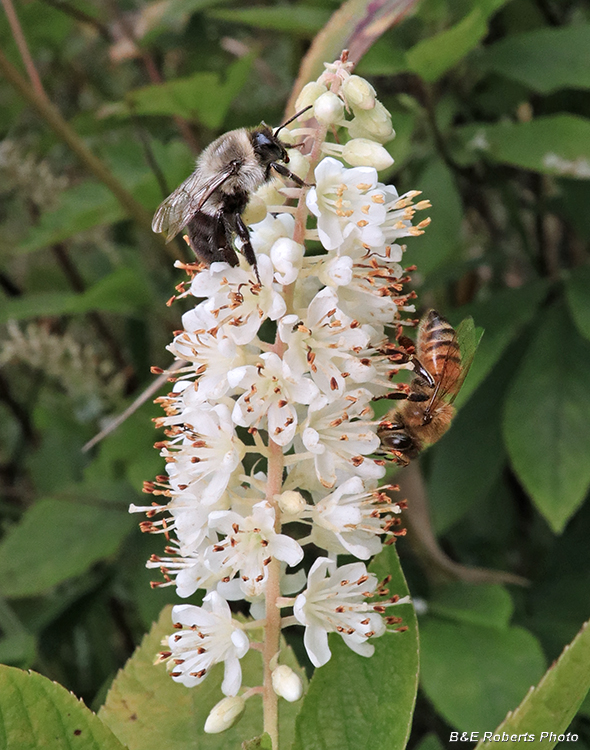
(274, 105, 313, 137)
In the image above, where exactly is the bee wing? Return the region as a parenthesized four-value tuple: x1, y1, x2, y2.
(426, 315, 478, 411)
(151, 165, 237, 241)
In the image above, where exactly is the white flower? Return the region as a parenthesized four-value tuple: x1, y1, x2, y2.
(270, 238, 304, 285)
(249, 213, 295, 256)
(308, 476, 402, 559)
(299, 390, 384, 488)
(147, 535, 223, 598)
(293, 558, 387, 667)
(230, 352, 319, 446)
(306, 158, 385, 250)
(166, 592, 249, 695)
(190, 257, 286, 345)
(168, 314, 248, 403)
(280, 288, 372, 399)
(315, 253, 353, 288)
(207, 502, 304, 598)
(247, 564, 307, 620)
(162, 403, 246, 508)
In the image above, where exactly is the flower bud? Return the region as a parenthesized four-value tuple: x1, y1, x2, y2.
(242, 194, 268, 226)
(204, 696, 246, 734)
(347, 101, 395, 144)
(286, 149, 310, 182)
(342, 139, 393, 171)
(313, 92, 345, 126)
(295, 81, 328, 112)
(342, 75, 376, 110)
(278, 489, 307, 516)
(255, 180, 286, 207)
(272, 665, 303, 702)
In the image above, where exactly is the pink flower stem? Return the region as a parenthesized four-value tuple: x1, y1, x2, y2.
(261, 118, 328, 750)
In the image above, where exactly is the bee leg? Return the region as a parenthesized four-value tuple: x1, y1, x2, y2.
(234, 213, 261, 284)
(373, 391, 409, 402)
(270, 162, 314, 187)
(379, 343, 412, 365)
(410, 356, 435, 388)
(215, 212, 240, 266)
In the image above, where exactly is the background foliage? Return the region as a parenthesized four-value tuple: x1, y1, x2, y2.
(1, 0, 590, 747)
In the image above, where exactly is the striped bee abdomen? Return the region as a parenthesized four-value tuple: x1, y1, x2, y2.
(417, 310, 462, 394)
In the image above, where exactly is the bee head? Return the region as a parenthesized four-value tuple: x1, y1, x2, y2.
(251, 125, 289, 166)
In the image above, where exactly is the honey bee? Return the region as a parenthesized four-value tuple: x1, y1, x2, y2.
(378, 310, 477, 465)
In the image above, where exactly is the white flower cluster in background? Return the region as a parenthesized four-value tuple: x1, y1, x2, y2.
(134, 53, 428, 732)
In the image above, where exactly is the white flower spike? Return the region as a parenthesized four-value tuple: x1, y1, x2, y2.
(138, 51, 428, 745)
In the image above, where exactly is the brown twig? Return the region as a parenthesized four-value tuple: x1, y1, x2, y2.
(0, 48, 162, 242)
(82, 360, 187, 452)
(1, 0, 48, 102)
(398, 461, 529, 587)
(0, 372, 36, 442)
(37, 0, 111, 41)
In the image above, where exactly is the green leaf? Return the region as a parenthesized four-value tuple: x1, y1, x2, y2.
(125, 53, 255, 129)
(554, 180, 590, 242)
(0, 664, 126, 750)
(14, 140, 193, 255)
(452, 280, 550, 408)
(206, 6, 330, 35)
(478, 25, 590, 95)
(99, 606, 305, 750)
(414, 734, 446, 750)
(0, 268, 151, 323)
(475, 620, 590, 750)
(243, 734, 273, 750)
(406, 0, 511, 82)
(526, 500, 590, 661)
(357, 37, 408, 76)
(420, 618, 546, 731)
(428, 582, 513, 629)
(0, 498, 135, 598)
(84, 400, 163, 491)
(0, 633, 37, 667)
(292, 544, 418, 750)
(407, 159, 463, 275)
(503, 303, 590, 533)
(565, 266, 590, 342)
(16, 182, 123, 255)
(452, 115, 590, 179)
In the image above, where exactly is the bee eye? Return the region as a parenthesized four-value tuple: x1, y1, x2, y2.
(253, 133, 273, 148)
(387, 433, 413, 450)
(252, 132, 284, 162)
